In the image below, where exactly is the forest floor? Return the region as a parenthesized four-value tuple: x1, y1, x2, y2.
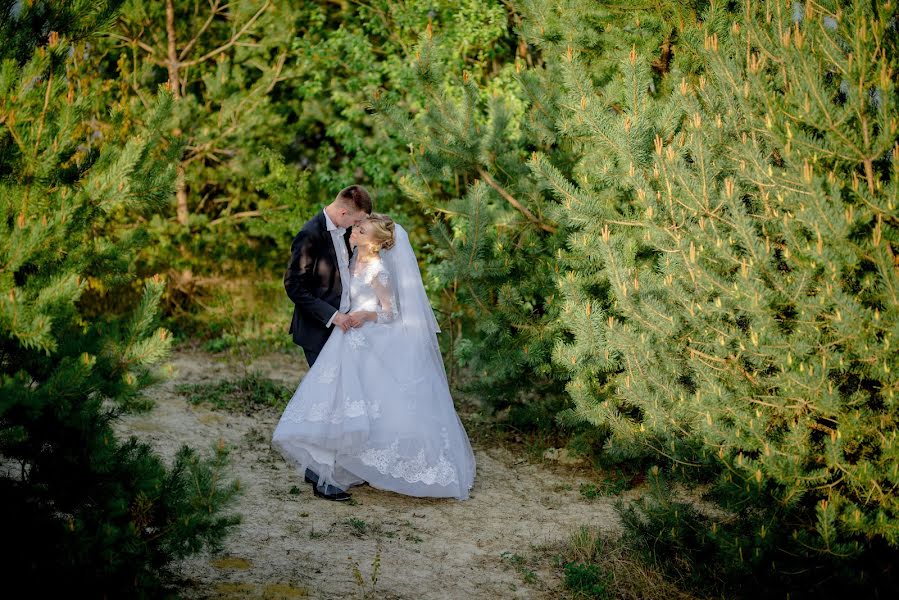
(115, 349, 631, 600)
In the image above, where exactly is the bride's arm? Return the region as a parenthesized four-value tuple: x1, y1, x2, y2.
(370, 277, 396, 323)
(348, 282, 395, 324)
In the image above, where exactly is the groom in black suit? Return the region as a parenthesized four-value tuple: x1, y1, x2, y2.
(283, 185, 372, 501)
(284, 184, 372, 367)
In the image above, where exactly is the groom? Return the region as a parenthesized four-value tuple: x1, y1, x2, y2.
(283, 184, 372, 501)
(285, 184, 372, 367)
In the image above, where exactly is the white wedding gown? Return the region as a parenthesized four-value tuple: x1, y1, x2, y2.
(272, 231, 475, 499)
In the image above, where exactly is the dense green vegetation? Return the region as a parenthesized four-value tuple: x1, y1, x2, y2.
(3, 0, 897, 596)
(0, 1, 239, 595)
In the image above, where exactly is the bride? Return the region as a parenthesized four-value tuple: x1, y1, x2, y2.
(272, 213, 476, 501)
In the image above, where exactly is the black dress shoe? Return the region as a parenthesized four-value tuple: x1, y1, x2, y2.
(312, 486, 352, 502)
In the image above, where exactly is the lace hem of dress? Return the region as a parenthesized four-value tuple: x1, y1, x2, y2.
(316, 363, 338, 384)
(281, 391, 381, 424)
(358, 440, 459, 487)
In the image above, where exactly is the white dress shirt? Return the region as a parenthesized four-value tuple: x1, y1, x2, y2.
(323, 208, 352, 328)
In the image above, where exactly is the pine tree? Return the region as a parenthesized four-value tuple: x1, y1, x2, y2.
(529, 0, 898, 592)
(73, 1, 521, 332)
(0, 3, 239, 595)
(379, 1, 672, 416)
(378, 30, 566, 406)
(67, 0, 304, 324)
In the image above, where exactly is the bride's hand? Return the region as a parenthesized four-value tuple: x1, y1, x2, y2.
(347, 311, 376, 328)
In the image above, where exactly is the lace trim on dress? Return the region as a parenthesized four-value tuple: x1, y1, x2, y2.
(375, 304, 397, 324)
(374, 266, 398, 323)
(281, 392, 381, 424)
(346, 328, 369, 349)
(358, 440, 459, 487)
(357, 259, 385, 284)
(316, 363, 338, 384)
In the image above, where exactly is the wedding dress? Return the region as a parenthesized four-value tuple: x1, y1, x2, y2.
(272, 225, 476, 499)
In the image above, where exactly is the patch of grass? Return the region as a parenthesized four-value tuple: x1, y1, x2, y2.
(261, 583, 309, 598)
(343, 517, 388, 539)
(166, 277, 297, 357)
(289, 485, 301, 495)
(579, 468, 636, 501)
(564, 562, 611, 598)
(176, 370, 292, 413)
(579, 483, 602, 501)
(555, 526, 697, 600)
(501, 551, 540, 586)
(202, 333, 239, 353)
(344, 517, 369, 536)
(400, 520, 424, 543)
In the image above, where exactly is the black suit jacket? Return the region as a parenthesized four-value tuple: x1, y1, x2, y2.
(284, 210, 351, 354)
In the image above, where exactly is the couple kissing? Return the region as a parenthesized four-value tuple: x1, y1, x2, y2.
(272, 185, 476, 502)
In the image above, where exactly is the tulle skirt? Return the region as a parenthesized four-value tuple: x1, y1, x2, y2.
(272, 321, 476, 499)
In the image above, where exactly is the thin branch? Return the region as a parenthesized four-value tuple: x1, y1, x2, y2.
(103, 32, 158, 57)
(208, 209, 284, 225)
(33, 71, 53, 159)
(180, 0, 271, 68)
(476, 167, 557, 234)
(179, 0, 224, 60)
(264, 51, 287, 94)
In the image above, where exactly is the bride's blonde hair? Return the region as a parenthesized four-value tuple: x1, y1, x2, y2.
(364, 213, 396, 251)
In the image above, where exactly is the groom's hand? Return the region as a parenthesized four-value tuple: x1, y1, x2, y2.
(332, 313, 353, 332)
(346, 313, 366, 328)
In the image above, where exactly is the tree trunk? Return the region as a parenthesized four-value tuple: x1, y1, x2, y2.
(175, 165, 189, 225)
(165, 0, 189, 226)
(165, 0, 181, 99)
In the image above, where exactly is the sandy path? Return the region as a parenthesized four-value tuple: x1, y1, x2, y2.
(115, 350, 622, 599)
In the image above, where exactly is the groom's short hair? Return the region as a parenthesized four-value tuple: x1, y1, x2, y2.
(337, 185, 372, 214)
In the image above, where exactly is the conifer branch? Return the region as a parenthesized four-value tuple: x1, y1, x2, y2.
(180, 1, 271, 68)
(476, 167, 557, 233)
(264, 52, 288, 94)
(32, 71, 53, 161)
(178, 0, 224, 61)
(103, 32, 160, 60)
(208, 209, 270, 225)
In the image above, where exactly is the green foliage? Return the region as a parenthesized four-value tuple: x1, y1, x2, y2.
(515, 0, 899, 594)
(0, 0, 125, 65)
(379, 0, 899, 593)
(377, 18, 569, 410)
(579, 470, 630, 500)
(617, 469, 723, 593)
(69, 0, 311, 330)
(55, 0, 525, 341)
(555, 525, 689, 600)
(0, 8, 239, 595)
(563, 561, 611, 599)
(176, 370, 291, 413)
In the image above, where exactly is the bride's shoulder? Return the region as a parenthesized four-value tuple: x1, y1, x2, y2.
(358, 257, 386, 277)
(366, 257, 391, 284)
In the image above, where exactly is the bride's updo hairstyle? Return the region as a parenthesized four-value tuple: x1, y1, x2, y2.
(364, 213, 396, 251)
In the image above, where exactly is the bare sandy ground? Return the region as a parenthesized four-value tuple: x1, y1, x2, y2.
(115, 350, 623, 599)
